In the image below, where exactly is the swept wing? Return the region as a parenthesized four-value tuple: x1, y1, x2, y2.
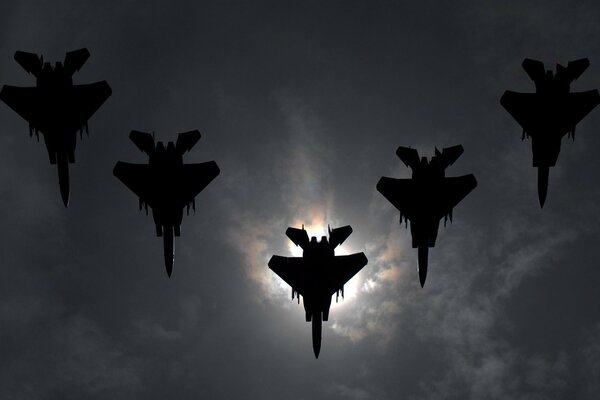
(268, 256, 308, 295)
(377, 175, 476, 221)
(113, 161, 219, 207)
(0, 81, 112, 134)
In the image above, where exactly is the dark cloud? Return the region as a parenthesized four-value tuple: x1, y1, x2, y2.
(1, 1, 600, 399)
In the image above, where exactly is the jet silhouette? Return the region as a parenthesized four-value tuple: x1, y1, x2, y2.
(268, 225, 367, 358)
(501, 58, 600, 207)
(113, 130, 220, 277)
(0, 48, 112, 206)
(377, 145, 477, 287)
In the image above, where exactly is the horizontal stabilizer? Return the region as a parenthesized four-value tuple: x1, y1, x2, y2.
(328, 225, 352, 248)
(566, 58, 590, 82)
(286, 227, 309, 249)
(396, 146, 420, 169)
(522, 58, 545, 82)
(14, 51, 43, 76)
(176, 130, 201, 154)
(64, 48, 90, 76)
(129, 130, 155, 154)
(437, 145, 464, 170)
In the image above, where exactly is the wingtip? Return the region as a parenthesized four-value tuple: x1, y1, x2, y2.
(212, 161, 221, 176)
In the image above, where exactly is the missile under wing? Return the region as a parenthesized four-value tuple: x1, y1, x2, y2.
(500, 58, 600, 207)
(0, 49, 111, 206)
(113, 130, 220, 277)
(377, 145, 477, 287)
(268, 225, 367, 358)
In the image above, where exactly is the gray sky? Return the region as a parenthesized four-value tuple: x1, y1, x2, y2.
(1, 1, 600, 399)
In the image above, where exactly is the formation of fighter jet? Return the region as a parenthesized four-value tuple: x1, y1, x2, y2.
(113, 130, 220, 277)
(0, 48, 112, 206)
(377, 145, 477, 287)
(3, 45, 599, 361)
(268, 225, 368, 358)
(501, 58, 600, 207)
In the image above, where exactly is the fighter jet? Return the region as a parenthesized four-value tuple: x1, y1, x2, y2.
(268, 225, 367, 358)
(113, 130, 220, 277)
(377, 145, 477, 287)
(0, 48, 112, 206)
(501, 58, 600, 207)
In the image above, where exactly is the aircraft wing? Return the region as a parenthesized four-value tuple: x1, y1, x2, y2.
(67, 81, 112, 129)
(376, 177, 418, 219)
(113, 162, 152, 202)
(268, 256, 308, 295)
(438, 174, 477, 218)
(500, 91, 540, 135)
(0, 86, 41, 126)
(566, 90, 600, 129)
(502, 89, 600, 137)
(178, 161, 220, 204)
(0, 81, 111, 134)
(327, 253, 368, 295)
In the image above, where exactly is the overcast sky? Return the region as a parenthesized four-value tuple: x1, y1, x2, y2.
(1, 1, 600, 399)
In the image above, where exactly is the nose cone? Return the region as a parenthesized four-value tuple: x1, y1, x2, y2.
(164, 254, 173, 278)
(57, 156, 70, 207)
(311, 313, 322, 359)
(60, 184, 69, 207)
(538, 187, 547, 208)
(418, 246, 428, 288)
(537, 166, 549, 208)
(419, 268, 427, 288)
(538, 192, 546, 208)
(313, 339, 321, 359)
(163, 226, 174, 278)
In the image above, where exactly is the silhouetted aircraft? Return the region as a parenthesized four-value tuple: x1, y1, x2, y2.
(501, 58, 600, 207)
(0, 48, 112, 206)
(113, 130, 220, 277)
(269, 225, 367, 358)
(377, 145, 477, 287)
